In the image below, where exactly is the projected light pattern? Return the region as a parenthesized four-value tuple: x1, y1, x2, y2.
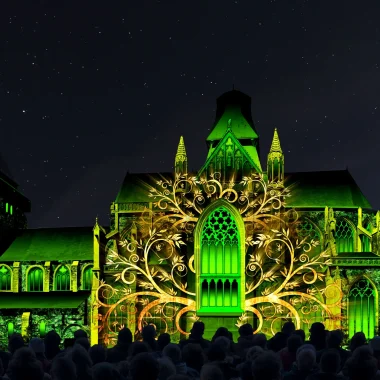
(95, 173, 343, 344)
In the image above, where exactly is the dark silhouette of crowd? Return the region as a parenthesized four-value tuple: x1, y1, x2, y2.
(1, 320, 380, 380)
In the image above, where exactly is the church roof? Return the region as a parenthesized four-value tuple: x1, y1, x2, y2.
(115, 170, 371, 210)
(285, 170, 371, 209)
(0, 227, 94, 262)
(115, 172, 173, 204)
(207, 90, 259, 142)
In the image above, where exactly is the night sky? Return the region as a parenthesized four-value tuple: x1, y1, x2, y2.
(1, 1, 380, 229)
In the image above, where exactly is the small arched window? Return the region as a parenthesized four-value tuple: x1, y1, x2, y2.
(0, 265, 12, 291)
(27, 267, 44, 292)
(335, 219, 354, 253)
(348, 278, 376, 339)
(54, 265, 70, 291)
(82, 266, 93, 290)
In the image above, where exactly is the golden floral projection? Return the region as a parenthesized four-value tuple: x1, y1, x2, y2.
(95, 173, 343, 344)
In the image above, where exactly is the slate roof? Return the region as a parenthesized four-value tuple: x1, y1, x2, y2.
(115, 172, 172, 204)
(0, 227, 93, 262)
(115, 170, 371, 210)
(207, 90, 259, 142)
(285, 170, 371, 209)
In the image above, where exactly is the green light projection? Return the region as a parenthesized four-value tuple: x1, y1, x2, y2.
(27, 267, 43, 292)
(82, 266, 93, 290)
(360, 222, 372, 252)
(7, 323, 14, 337)
(55, 265, 70, 291)
(0, 265, 11, 291)
(348, 279, 376, 339)
(198, 207, 242, 315)
(335, 218, 354, 253)
(96, 172, 343, 344)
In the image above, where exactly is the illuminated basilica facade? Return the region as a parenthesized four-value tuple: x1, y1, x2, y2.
(1, 90, 380, 346)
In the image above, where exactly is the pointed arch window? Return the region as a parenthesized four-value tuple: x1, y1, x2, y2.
(197, 206, 243, 315)
(360, 223, 372, 252)
(335, 219, 354, 253)
(54, 265, 70, 291)
(27, 267, 43, 292)
(82, 266, 93, 290)
(0, 265, 12, 291)
(348, 278, 376, 339)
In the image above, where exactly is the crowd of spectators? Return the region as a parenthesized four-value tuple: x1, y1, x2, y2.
(1, 321, 380, 380)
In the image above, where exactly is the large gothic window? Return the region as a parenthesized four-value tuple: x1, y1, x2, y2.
(348, 279, 376, 339)
(27, 267, 43, 292)
(335, 219, 354, 253)
(54, 265, 70, 291)
(0, 265, 12, 291)
(198, 206, 242, 315)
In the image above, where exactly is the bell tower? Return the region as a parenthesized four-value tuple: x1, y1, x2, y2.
(199, 90, 262, 181)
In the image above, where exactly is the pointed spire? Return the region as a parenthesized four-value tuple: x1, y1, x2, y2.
(267, 128, 284, 185)
(175, 136, 188, 175)
(269, 128, 282, 153)
(176, 136, 187, 157)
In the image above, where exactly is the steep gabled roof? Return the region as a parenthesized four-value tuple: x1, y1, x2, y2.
(114, 170, 370, 211)
(0, 227, 94, 261)
(200, 129, 262, 176)
(115, 172, 174, 204)
(285, 170, 371, 209)
(207, 90, 259, 142)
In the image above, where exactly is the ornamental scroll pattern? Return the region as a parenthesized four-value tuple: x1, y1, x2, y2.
(95, 173, 343, 344)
